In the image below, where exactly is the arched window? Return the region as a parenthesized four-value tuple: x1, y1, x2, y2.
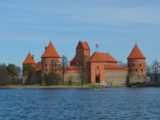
(97, 66, 99, 69)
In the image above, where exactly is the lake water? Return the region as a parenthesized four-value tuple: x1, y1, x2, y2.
(0, 88, 160, 120)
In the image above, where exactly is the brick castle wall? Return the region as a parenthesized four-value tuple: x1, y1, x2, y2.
(105, 70, 128, 86)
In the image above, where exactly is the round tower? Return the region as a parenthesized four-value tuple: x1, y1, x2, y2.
(41, 41, 61, 75)
(23, 52, 37, 72)
(127, 44, 147, 84)
(23, 52, 37, 84)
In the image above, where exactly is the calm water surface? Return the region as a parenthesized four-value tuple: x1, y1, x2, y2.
(0, 88, 160, 120)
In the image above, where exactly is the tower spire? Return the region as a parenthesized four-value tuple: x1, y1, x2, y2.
(128, 43, 145, 59)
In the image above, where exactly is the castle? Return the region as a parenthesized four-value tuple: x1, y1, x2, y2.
(23, 41, 147, 86)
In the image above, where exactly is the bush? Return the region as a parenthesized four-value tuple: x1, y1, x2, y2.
(43, 73, 63, 85)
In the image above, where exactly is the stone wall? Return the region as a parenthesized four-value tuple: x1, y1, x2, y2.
(105, 70, 128, 86)
(128, 73, 147, 85)
(59, 67, 82, 85)
(64, 72, 81, 85)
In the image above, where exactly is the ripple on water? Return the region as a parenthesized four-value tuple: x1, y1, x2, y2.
(0, 88, 160, 120)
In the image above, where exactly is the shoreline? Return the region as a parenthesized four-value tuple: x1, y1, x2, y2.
(0, 85, 90, 89)
(0, 85, 126, 89)
(1, 84, 157, 89)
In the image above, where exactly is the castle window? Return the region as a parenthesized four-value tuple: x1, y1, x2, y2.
(141, 69, 143, 72)
(45, 64, 47, 67)
(136, 69, 138, 72)
(133, 64, 134, 67)
(139, 64, 142, 66)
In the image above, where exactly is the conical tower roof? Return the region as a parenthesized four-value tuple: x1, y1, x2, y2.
(41, 41, 60, 58)
(23, 52, 36, 64)
(128, 44, 145, 59)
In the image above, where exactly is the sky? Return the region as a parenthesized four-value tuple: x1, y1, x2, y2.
(0, 0, 160, 67)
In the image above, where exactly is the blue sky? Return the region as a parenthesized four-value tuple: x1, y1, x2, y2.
(0, 0, 160, 67)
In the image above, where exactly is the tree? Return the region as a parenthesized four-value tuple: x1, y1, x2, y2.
(7, 64, 21, 84)
(0, 64, 22, 85)
(23, 64, 35, 85)
(0, 64, 10, 85)
(7, 64, 21, 78)
(23, 64, 35, 75)
(61, 55, 68, 84)
(43, 73, 63, 85)
(147, 65, 151, 75)
(151, 60, 160, 83)
(118, 61, 127, 66)
(42, 59, 63, 85)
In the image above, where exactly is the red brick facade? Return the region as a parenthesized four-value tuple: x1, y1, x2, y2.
(88, 52, 118, 83)
(70, 41, 90, 67)
(23, 41, 147, 85)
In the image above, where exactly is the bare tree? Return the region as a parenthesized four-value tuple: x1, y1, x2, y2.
(118, 61, 127, 66)
(61, 55, 68, 84)
(147, 65, 151, 75)
(151, 60, 160, 82)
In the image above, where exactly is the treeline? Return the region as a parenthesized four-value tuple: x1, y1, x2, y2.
(0, 63, 66, 86)
(0, 64, 21, 85)
(147, 60, 160, 86)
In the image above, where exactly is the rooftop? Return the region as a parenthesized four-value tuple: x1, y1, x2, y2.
(23, 52, 36, 65)
(88, 52, 117, 63)
(41, 41, 60, 58)
(77, 41, 90, 50)
(128, 44, 145, 59)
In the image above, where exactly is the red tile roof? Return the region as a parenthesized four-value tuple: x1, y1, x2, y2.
(77, 41, 90, 50)
(128, 44, 145, 59)
(23, 52, 36, 65)
(35, 62, 42, 72)
(88, 52, 117, 63)
(41, 41, 60, 58)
